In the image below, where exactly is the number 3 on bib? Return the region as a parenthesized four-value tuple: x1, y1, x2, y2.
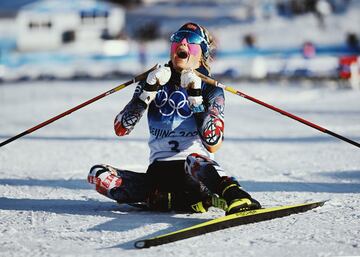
(168, 140, 180, 152)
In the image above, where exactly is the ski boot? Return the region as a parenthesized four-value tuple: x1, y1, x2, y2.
(219, 177, 261, 215)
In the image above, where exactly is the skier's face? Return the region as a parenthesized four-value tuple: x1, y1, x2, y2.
(170, 38, 202, 72)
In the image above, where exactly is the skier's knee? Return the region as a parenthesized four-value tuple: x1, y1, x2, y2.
(185, 153, 211, 179)
(185, 153, 228, 193)
(185, 153, 224, 180)
(87, 164, 123, 199)
(88, 164, 108, 184)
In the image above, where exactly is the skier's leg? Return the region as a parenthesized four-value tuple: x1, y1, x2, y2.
(145, 160, 210, 213)
(87, 164, 151, 204)
(185, 153, 261, 215)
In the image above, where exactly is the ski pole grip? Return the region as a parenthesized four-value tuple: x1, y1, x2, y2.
(194, 70, 217, 86)
(134, 64, 159, 83)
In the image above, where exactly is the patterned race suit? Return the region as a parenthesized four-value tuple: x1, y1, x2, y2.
(114, 65, 225, 163)
(89, 64, 229, 211)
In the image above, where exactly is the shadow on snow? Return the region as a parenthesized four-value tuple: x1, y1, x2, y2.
(0, 170, 358, 249)
(0, 196, 208, 250)
(1, 134, 359, 144)
(0, 170, 359, 193)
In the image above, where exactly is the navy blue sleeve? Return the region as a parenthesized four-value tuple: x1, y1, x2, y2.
(114, 81, 148, 136)
(194, 83, 225, 152)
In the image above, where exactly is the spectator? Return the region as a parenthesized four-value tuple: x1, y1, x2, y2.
(302, 41, 316, 58)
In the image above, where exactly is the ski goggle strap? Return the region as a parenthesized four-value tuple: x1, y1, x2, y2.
(170, 30, 210, 58)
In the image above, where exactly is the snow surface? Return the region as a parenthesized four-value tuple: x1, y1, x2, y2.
(0, 79, 360, 257)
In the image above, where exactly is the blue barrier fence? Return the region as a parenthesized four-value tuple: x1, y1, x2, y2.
(1, 42, 359, 69)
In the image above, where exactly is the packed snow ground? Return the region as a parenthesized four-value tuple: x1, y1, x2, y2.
(0, 79, 359, 257)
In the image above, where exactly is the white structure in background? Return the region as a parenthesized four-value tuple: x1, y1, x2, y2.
(16, 0, 129, 55)
(349, 57, 360, 90)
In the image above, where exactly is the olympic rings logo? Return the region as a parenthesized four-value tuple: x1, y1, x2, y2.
(154, 89, 192, 118)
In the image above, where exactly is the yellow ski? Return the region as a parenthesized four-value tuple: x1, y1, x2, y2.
(134, 201, 326, 249)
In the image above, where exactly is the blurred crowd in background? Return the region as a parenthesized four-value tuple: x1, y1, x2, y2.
(0, 0, 359, 89)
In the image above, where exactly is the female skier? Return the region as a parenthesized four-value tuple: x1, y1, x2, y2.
(87, 22, 261, 215)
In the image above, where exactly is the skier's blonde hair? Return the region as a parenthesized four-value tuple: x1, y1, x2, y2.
(199, 25, 216, 74)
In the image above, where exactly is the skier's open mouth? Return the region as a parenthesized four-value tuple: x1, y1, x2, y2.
(177, 50, 189, 59)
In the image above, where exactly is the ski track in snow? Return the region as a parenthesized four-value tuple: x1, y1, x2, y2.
(0, 80, 359, 257)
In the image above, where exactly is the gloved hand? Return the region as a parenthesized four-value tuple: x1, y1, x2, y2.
(181, 70, 204, 112)
(139, 64, 171, 105)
